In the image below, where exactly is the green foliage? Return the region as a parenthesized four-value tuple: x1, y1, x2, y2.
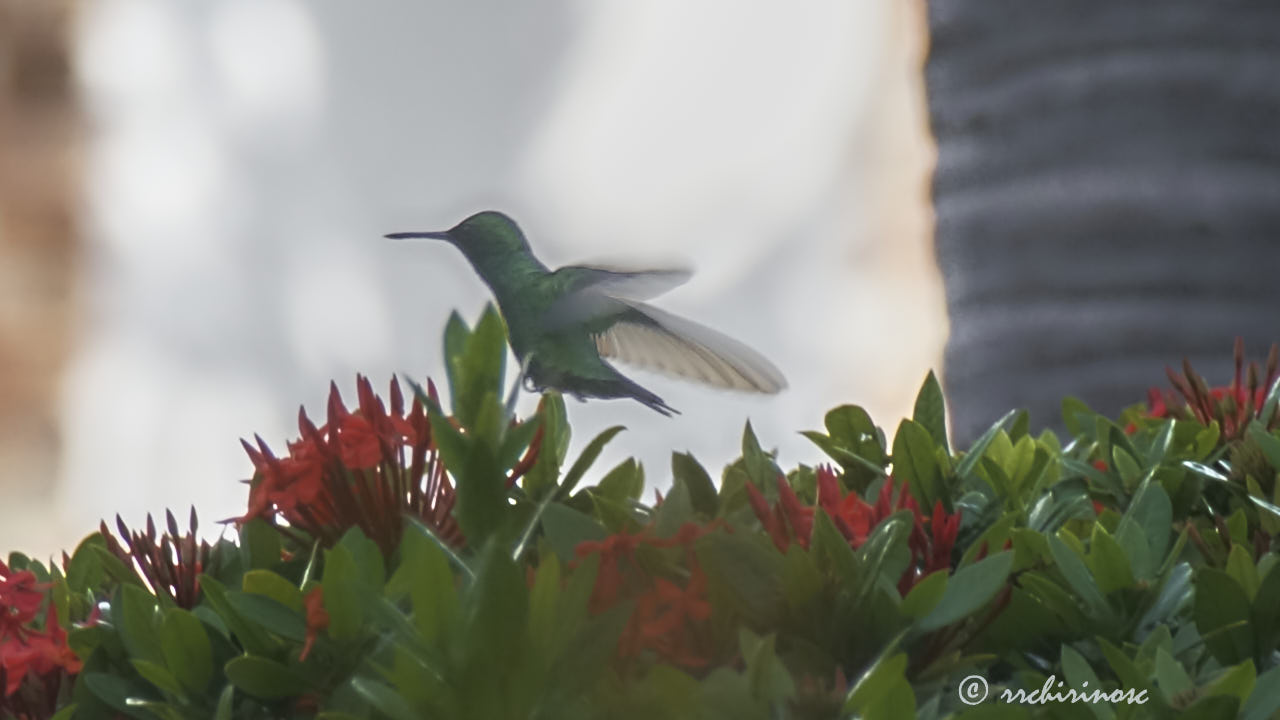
(13, 320, 1280, 719)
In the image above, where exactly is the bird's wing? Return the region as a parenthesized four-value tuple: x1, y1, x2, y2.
(592, 302, 787, 394)
(542, 265, 691, 329)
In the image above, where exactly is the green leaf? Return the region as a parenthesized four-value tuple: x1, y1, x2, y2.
(527, 553, 560, 655)
(321, 544, 364, 642)
(214, 684, 234, 720)
(131, 659, 185, 698)
(1058, 645, 1113, 720)
(739, 629, 795, 704)
(459, 539, 529, 666)
(225, 592, 307, 642)
(540, 501, 607, 565)
(495, 417, 541, 478)
(239, 518, 281, 571)
(741, 421, 780, 488)
(912, 371, 950, 455)
(1182, 696, 1242, 719)
(197, 575, 276, 656)
(242, 569, 304, 613)
(853, 511, 913, 608)
(1252, 561, 1280, 653)
(900, 571, 948, 620)
(160, 608, 213, 694)
(593, 457, 644, 502)
(1242, 662, 1280, 720)
(66, 534, 108, 594)
(651, 478, 695, 537)
(1247, 421, 1280, 473)
(956, 409, 1018, 482)
(1154, 647, 1192, 704)
(350, 677, 421, 720)
(387, 525, 458, 646)
(449, 304, 508, 429)
(1194, 568, 1255, 665)
(557, 425, 626, 499)
(672, 452, 719, 517)
(843, 652, 909, 714)
(1086, 525, 1135, 594)
(224, 655, 310, 699)
(117, 584, 164, 664)
(1204, 660, 1255, 705)
(1062, 396, 1095, 438)
(1225, 544, 1260, 602)
(695, 532, 785, 626)
(781, 544, 823, 612)
(804, 405, 890, 487)
(434, 406, 509, 544)
(1259, 376, 1280, 428)
(893, 419, 944, 511)
(83, 672, 155, 716)
(825, 405, 889, 464)
(809, 510, 859, 583)
(917, 552, 1012, 632)
(442, 310, 470, 412)
(1047, 534, 1111, 625)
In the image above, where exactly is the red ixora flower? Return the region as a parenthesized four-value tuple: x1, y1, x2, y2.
(98, 509, 215, 609)
(574, 521, 725, 669)
(237, 375, 475, 556)
(1148, 338, 1280, 440)
(1, 597, 81, 700)
(747, 466, 961, 594)
(0, 563, 44, 642)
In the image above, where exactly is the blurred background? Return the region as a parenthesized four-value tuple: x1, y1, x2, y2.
(0, 0, 942, 557)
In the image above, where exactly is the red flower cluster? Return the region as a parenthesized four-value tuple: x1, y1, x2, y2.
(0, 562, 81, 699)
(238, 375, 464, 556)
(99, 510, 213, 609)
(746, 466, 961, 594)
(575, 522, 724, 669)
(1147, 339, 1280, 439)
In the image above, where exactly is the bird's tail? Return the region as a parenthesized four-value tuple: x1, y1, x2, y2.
(617, 375, 681, 417)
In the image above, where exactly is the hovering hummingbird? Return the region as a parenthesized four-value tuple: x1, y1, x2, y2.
(386, 211, 786, 416)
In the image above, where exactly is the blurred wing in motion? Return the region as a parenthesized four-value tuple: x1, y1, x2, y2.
(593, 302, 787, 394)
(542, 265, 691, 329)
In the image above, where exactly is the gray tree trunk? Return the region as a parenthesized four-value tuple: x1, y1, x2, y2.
(926, 2, 1280, 444)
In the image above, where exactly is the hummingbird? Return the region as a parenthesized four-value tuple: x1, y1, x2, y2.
(386, 211, 786, 416)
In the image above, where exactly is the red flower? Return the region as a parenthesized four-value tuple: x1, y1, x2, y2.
(1154, 339, 1280, 440)
(0, 563, 45, 641)
(745, 475, 813, 551)
(575, 528, 648, 613)
(1, 604, 80, 698)
(746, 466, 962, 594)
(299, 586, 329, 662)
(618, 563, 713, 669)
(238, 375, 465, 556)
(574, 521, 726, 669)
(100, 510, 214, 609)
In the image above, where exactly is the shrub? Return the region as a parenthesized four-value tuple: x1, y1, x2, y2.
(5, 309, 1280, 719)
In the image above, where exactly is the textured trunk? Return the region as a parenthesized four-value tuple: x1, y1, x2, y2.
(926, 2, 1280, 443)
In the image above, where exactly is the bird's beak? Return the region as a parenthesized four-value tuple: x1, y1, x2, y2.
(384, 231, 452, 241)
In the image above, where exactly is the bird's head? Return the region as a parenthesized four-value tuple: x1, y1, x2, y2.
(385, 210, 531, 263)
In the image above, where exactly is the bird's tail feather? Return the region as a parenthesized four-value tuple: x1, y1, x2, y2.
(614, 375, 680, 417)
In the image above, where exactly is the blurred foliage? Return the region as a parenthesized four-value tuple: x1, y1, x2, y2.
(6, 311, 1280, 719)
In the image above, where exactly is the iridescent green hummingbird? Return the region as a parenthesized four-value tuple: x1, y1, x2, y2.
(386, 210, 786, 416)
